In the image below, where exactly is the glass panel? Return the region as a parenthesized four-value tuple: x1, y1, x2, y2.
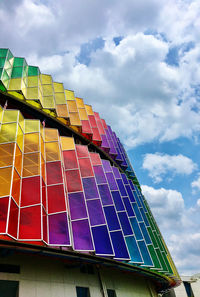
(0, 197, 9, 232)
(46, 161, 63, 185)
(48, 212, 70, 245)
(98, 184, 112, 206)
(104, 206, 120, 231)
(2, 110, 18, 123)
(125, 236, 143, 263)
(118, 212, 133, 236)
(68, 192, 87, 220)
(93, 165, 107, 184)
(24, 133, 39, 153)
(110, 231, 130, 260)
(8, 198, 19, 238)
(76, 145, 89, 158)
(79, 158, 94, 177)
(47, 184, 66, 214)
(72, 219, 94, 251)
(91, 225, 113, 255)
(44, 128, 58, 142)
(0, 143, 14, 167)
(62, 150, 78, 170)
(65, 170, 82, 192)
(19, 205, 41, 239)
(87, 199, 105, 226)
(83, 177, 99, 200)
(0, 123, 17, 143)
(0, 167, 12, 197)
(56, 104, 69, 118)
(111, 191, 124, 211)
(23, 153, 40, 177)
(45, 142, 60, 161)
(11, 169, 20, 205)
(89, 153, 101, 166)
(21, 176, 41, 207)
(60, 136, 75, 151)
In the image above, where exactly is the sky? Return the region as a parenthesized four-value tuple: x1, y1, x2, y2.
(0, 0, 200, 276)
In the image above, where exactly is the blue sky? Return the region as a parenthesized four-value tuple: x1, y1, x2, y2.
(1, 0, 200, 275)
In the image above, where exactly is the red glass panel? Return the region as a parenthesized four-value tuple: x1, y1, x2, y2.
(94, 112, 105, 135)
(47, 184, 66, 214)
(19, 205, 41, 239)
(42, 179, 46, 210)
(89, 153, 102, 166)
(79, 158, 94, 177)
(65, 170, 82, 192)
(101, 118, 107, 129)
(21, 176, 41, 207)
(76, 145, 89, 158)
(46, 161, 63, 185)
(88, 115, 97, 128)
(81, 120, 92, 135)
(0, 197, 9, 233)
(8, 198, 19, 238)
(62, 150, 78, 170)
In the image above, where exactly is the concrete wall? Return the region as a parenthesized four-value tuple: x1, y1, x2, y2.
(0, 252, 158, 297)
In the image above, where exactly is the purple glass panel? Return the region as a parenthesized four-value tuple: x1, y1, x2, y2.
(122, 197, 135, 217)
(112, 166, 121, 179)
(72, 219, 94, 250)
(111, 231, 130, 260)
(106, 172, 118, 190)
(91, 225, 114, 255)
(82, 177, 99, 200)
(125, 185, 135, 202)
(93, 165, 107, 184)
(68, 192, 87, 220)
(121, 173, 129, 185)
(104, 206, 121, 231)
(87, 199, 105, 226)
(98, 184, 113, 206)
(48, 212, 70, 245)
(117, 179, 127, 196)
(111, 191, 125, 211)
(101, 134, 110, 150)
(102, 159, 112, 173)
(118, 211, 133, 236)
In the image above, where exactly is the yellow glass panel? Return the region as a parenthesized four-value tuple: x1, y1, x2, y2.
(15, 144, 22, 176)
(0, 143, 15, 167)
(85, 104, 94, 115)
(12, 169, 21, 205)
(0, 107, 3, 123)
(17, 124, 23, 151)
(60, 136, 75, 151)
(25, 120, 40, 133)
(56, 104, 69, 118)
(40, 74, 52, 84)
(54, 82, 64, 93)
(0, 166, 12, 197)
(75, 97, 84, 108)
(45, 142, 60, 161)
(18, 112, 24, 131)
(67, 100, 78, 112)
(57, 117, 67, 125)
(42, 96, 55, 109)
(23, 152, 40, 177)
(8, 78, 22, 90)
(42, 84, 54, 96)
(69, 112, 81, 126)
(27, 76, 38, 87)
(24, 133, 39, 153)
(65, 89, 75, 100)
(0, 123, 17, 143)
(54, 92, 66, 104)
(44, 128, 58, 142)
(78, 109, 88, 120)
(2, 110, 19, 123)
(26, 87, 39, 100)
(8, 91, 25, 101)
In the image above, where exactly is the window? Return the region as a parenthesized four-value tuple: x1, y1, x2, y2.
(76, 286, 90, 297)
(0, 280, 19, 297)
(107, 289, 117, 297)
(183, 282, 194, 297)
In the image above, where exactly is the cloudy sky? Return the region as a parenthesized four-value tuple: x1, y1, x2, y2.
(1, 0, 200, 275)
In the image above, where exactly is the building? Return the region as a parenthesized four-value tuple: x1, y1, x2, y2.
(0, 48, 181, 297)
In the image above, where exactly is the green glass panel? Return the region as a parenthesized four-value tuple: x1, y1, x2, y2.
(147, 227, 159, 248)
(0, 68, 3, 79)
(28, 66, 39, 76)
(0, 49, 8, 58)
(11, 67, 23, 78)
(155, 248, 168, 272)
(7, 49, 13, 61)
(2, 70, 9, 82)
(13, 57, 24, 67)
(147, 245, 162, 269)
(162, 252, 173, 274)
(0, 81, 6, 92)
(0, 57, 6, 68)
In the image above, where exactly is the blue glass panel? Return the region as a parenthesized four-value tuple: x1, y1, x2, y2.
(92, 225, 114, 255)
(87, 199, 105, 226)
(104, 206, 121, 231)
(139, 195, 148, 212)
(82, 177, 99, 200)
(110, 231, 130, 259)
(106, 172, 118, 190)
(111, 191, 125, 211)
(118, 211, 133, 236)
(122, 197, 135, 217)
(138, 240, 153, 266)
(132, 202, 142, 222)
(139, 222, 152, 244)
(116, 179, 127, 196)
(128, 179, 135, 190)
(98, 184, 113, 206)
(125, 236, 143, 263)
(140, 208, 150, 227)
(133, 190, 142, 207)
(93, 165, 107, 184)
(125, 185, 135, 202)
(130, 217, 143, 240)
(121, 173, 129, 185)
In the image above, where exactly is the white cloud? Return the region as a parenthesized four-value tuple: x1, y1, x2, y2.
(142, 153, 197, 183)
(191, 175, 200, 192)
(142, 185, 200, 275)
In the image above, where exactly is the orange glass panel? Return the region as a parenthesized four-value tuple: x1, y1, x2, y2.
(56, 104, 69, 118)
(23, 153, 40, 177)
(41, 156, 46, 183)
(60, 136, 75, 151)
(45, 142, 60, 162)
(0, 143, 15, 167)
(67, 101, 78, 112)
(44, 128, 58, 142)
(14, 144, 22, 176)
(12, 169, 21, 205)
(24, 133, 39, 153)
(0, 167, 12, 197)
